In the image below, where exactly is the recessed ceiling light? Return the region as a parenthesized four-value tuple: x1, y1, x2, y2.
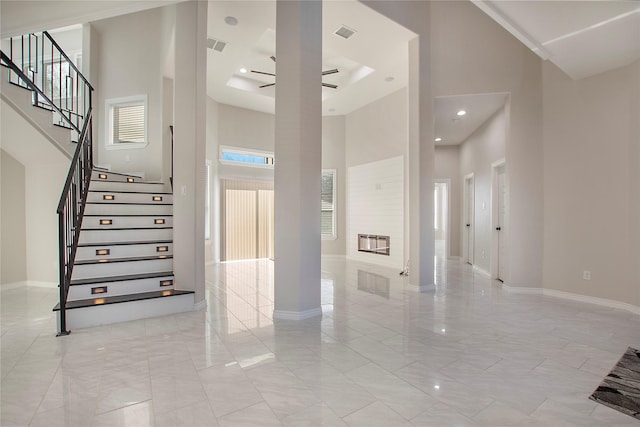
(239, 68, 247, 74)
(434, 137, 442, 142)
(384, 76, 394, 82)
(457, 110, 466, 116)
(224, 16, 238, 26)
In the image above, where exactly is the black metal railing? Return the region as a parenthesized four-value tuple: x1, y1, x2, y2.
(1, 31, 94, 336)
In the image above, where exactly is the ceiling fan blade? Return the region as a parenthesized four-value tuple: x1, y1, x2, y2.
(322, 69, 339, 76)
(270, 55, 276, 62)
(251, 70, 276, 77)
(322, 83, 338, 89)
(259, 83, 276, 88)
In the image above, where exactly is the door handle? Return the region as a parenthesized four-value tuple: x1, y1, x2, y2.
(496, 227, 501, 231)
(466, 224, 470, 227)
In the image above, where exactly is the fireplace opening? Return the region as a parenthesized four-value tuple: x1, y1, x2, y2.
(358, 234, 390, 256)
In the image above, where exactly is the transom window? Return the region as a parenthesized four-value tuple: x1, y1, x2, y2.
(219, 146, 274, 168)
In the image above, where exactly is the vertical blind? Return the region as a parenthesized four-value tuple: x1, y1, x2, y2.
(321, 170, 335, 237)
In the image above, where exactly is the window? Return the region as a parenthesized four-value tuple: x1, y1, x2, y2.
(219, 146, 274, 168)
(105, 95, 148, 149)
(205, 161, 211, 240)
(322, 169, 336, 239)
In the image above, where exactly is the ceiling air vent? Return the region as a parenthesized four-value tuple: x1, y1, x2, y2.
(207, 38, 227, 52)
(334, 25, 356, 39)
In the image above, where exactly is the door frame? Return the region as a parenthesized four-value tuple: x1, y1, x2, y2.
(463, 173, 475, 265)
(491, 159, 507, 282)
(434, 179, 451, 259)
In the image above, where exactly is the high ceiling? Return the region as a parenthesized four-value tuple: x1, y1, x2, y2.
(206, 0, 415, 117)
(473, 0, 640, 80)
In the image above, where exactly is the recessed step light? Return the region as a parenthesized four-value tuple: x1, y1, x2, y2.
(96, 249, 110, 256)
(160, 280, 173, 287)
(91, 286, 108, 295)
(103, 195, 115, 201)
(127, 177, 135, 183)
(152, 196, 163, 202)
(154, 219, 165, 225)
(156, 246, 169, 252)
(100, 219, 113, 225)
(99, 174, 108, 179)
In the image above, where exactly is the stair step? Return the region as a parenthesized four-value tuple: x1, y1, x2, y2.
(75, 241, 173, 262)
(87, 190, 173, 204)
(71, 255, 173, 279)
(84, 202, 173, 216)
(70, 271, 174, 286)
(78, 227, 173, 244)
(82, 215, 173, 229)
(92, 168, 144, 180)
(90, 180, 166, 193)
(54, 289, 193, 310)
(75, 254, 173, 266)
(67, 274, 175, 300)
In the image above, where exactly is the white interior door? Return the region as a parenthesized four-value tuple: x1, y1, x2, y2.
(464, 175, 474, 265)
(496, 166, 506, 281)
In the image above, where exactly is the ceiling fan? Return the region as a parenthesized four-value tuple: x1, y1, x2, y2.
(251, 56, 339, 89)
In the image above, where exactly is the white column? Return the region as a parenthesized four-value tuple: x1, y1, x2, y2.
(273, 0, 323, 320)
(173, 0, 207, 306)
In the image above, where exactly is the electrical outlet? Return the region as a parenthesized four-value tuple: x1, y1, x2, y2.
(583, 270, 591, 280)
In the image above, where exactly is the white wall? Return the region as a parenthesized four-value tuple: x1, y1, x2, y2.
(543, 59, 640, 308)
(92, 7, 169, 181)
(1, 100, 69, 285)
(459, 106, 507, 275)
(430, 0, 543, 288)
(345, 88, 407, 168)
(25, 162, 68, 283)
(348, 156, 404, 270)
(1, 150, 27, 284)
(206, 96, 220, 263)
(434, 145, 461, 258)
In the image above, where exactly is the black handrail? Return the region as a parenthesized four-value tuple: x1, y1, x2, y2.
(169, 125, 174, 189)
(1, 31, 94, 336)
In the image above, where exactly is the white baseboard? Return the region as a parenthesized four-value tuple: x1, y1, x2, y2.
(193, 299, 207, 311)
(1, 281, 57, 290)
(542, 289, 640, 315)
(501, 284, 543, 295)
(472, 266, 491, 278)
(407, 283, 435, 292)
(502, 284, 640, 315)
(273, 307, 322, 320)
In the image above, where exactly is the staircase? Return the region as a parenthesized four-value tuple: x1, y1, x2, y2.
(1, 31, 194, 333)
(53, 169, 193, 329)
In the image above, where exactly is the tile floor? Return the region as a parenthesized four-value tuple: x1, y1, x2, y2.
(2, 254, 640, 426)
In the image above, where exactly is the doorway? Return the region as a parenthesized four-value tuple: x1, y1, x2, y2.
(463, 173, 475, 265)
(434, 180, 450, 259)
(220, 179, 274, 261)
(492, 161, 507, 281)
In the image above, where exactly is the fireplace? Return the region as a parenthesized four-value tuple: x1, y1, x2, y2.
(358, 234, 390, 256)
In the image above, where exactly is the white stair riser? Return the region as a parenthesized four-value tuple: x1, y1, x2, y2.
(87, 191, 172, 204)
(83, 216, 173, 229)
(72, 258, 174, 280)
(90, 180, 166, 193)
(68, 276, 175, 300)
(79, 228, 173, 244)
(84, 203, 173, 216)
(60, 293, 194, 329)
(76, 243, 173, 261)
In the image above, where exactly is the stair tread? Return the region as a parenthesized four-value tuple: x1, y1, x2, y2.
(89, 189, 172, 195)
(91, 179, 164, 185)
(74, 254, 173, 266)
(53, 289, 193, 311)
(82, 226, 173, 231)
(93, 168, 143, 179)
(70, 271, 174, 286)
(84, 214, 173, 217)
(77, 240, 172, 247)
